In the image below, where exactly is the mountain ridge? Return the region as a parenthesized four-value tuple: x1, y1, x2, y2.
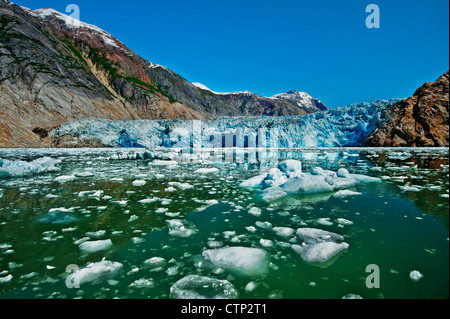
(0, 1, 328, 147)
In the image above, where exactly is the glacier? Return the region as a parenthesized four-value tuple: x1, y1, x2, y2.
(50, 99, 399, 149)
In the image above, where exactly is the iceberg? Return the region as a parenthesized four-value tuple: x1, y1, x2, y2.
(202, 246, 269, 276)
(39, 207, 77, 224)
(166, 219, 198, 238)
(296, 228, 345, 244)
(292, 242, 349, 266)
(0, 157, 61, 179)
(240, 159, 379, 202)
(170, 275, 238, 299)
(70, 259, 123, 286)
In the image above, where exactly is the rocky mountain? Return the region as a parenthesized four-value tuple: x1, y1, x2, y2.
(365, 71, 449, 147)
(0, 0, 327, 148)
(271, 90, 328, 114)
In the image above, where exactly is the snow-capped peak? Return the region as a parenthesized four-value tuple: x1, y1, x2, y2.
(192, 82, 213, 92)
(27, 7, 123, 50)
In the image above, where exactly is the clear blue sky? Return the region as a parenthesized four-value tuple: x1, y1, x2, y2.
(12, 0, 449, 107)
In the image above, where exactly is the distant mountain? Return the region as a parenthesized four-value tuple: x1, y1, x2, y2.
(271, 90, 328, 114)
(0, 0, 327, 147)
(365, 71, 449, 147)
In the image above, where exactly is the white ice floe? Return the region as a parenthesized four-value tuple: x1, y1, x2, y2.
(194, 168, 219, 174)
(291, 242, 349, 265)
(202, 246, 269, 276)
(78, 239, 113, 253)
(255, 221, 272, 230)
(54, 175, 76, 183)
(410, 270, 423, 282)
(0, 274, 13, 284)
(152, 160, 178, 166)
(168, 182, 194, 190)
(132, 180, 147, 187)
(39, 207, 77, 224)
(170, 275, 238, 299)
(240, 160, 380, 202)
(296, 228, 345, 244)
(273, 227, 295, 238)
(129, 278, 155, 289)
(143, 257, 166, 271)
(342, 294, 363, 299)
(166, 219, 198, 238)
(74, 171, 94, 177)
(139, 197, 160, 204)
(0, 157, 61, 178)
(85, 230, 106, 239)
(336, 218, 353, 226)
(316, 218, 333, 226)
(70, 259, 123, 286)
(248, 207, 262, 216)
(333, 190, 362, 197)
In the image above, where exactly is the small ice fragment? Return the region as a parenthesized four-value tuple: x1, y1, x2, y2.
(342, 294, 363, 299)
(410, 270, 423, 282)
(132, 180, 146, 187)
(245, 281, 259, 293)
(273, 227, 295, 238)
(333, 190, 362, 197)
(248, 207, 262, 216)
(255, 221, 272, 230)
(54, 175, 76, 183)
(316, 218, 333, 226)
(194, 168, 219, 174)
(128, 215, 139, 222)
(139, 197, 160, 204)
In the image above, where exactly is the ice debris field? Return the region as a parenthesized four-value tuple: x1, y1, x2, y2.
(0, 147, 448, 299)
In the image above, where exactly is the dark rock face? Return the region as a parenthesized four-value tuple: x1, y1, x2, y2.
(365, 71, 449, 147)
(0, 1, 327, 147)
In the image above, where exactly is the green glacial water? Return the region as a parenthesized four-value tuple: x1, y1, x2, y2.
(0, 147, 448, 299)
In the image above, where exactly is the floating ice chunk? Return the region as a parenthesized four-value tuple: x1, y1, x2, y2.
(128, 215, 139, 222)
(152, 160, 178, 166)
(292, 242, 349, 265)
(110, 178, 124, 182)
(255, 221, 272, 230)
(336, 218, 353, 226)
(245, 281, 259, 293)
(156, 207, 168, 213)
(71, 259, 123, 286)
(164, 186, 177, 192)
(440, 194, 449, 198)
(261, 186, 288, 202)
(39, 207, 77, 224)
(350, 174, 381, 183)
(79, 239, 113, 253)
(132, 180, 146, 187)
(166, 219, 198, 238)
(54, 175, 76, 183)
(170, 275, 238, 299)
(296, 228, 345, 244)
(410, 270, 423, 282)
(278, 160, 302, 178)
(139, 197, 160, 204)
(0, 274, 13, 284)
(0, 157, 61, 178)
(399, 185, 421, 192)
(316, 218, 333, 226)
(166, 265, 179, 276)
(129, 278, 155, 289)
(245, 226, 257, 233)
(74, 171, 94, 177)
(85, 230, 106, 239)
(333, 190, 362, 197)
(273, 227, 295, 238)
(168, 182, 194, 190)
(194, 168, 219, 174)
(260, 239, 274, 248)
(143, 257, 166, 271)
(202, 246, 269, 277)
(342, 294, 363, 299)
(240, 173, 267, 188)
(248, 207, 262, 216)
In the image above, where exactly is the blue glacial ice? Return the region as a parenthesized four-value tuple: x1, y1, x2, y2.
(50, 99, 399, 149)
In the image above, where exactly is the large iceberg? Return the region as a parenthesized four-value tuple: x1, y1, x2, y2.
(241, 159, 379, 202)
(70, 259, 123, 286)
(202, 246, 269, 277)
(170, 275, 238, 299)
(49, 99, 399, 149)
(0, 157, 61, 178)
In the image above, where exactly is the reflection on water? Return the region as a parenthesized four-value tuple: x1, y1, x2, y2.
(0, 147, 448, 299)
